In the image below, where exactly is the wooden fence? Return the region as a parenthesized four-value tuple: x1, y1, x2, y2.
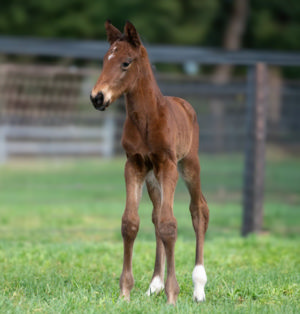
(0, 36, 299, 236)
(0, 117, 115, 162)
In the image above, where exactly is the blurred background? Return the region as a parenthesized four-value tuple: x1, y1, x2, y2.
(0, 0, 299, 238)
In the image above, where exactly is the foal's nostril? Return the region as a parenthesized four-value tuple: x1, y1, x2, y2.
(96, 92, 104, 104)
(90, 92, 103, 104)
(90, 92, 106, 111)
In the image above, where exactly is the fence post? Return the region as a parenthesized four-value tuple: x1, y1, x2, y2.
(242, 63, 268, 236)
(0, 125, 8, 163)
(102, 114, 115, 158)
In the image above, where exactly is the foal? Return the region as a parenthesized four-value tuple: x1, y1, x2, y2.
(90, 20, 209, 305)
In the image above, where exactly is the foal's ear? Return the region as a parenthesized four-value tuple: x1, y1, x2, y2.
(124, 21, 141, 48)
(105, 20, 122, 45)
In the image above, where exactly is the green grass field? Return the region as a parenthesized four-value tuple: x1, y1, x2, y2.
(0, 155, 299, 313)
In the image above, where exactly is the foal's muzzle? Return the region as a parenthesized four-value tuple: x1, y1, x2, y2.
(90, 92, 108, 111)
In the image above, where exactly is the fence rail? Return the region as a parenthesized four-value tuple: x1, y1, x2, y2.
(1, 36, 300, 66)
(0, 118, 115, 161)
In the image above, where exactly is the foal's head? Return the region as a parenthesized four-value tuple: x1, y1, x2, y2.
(90, 20, 142, 111)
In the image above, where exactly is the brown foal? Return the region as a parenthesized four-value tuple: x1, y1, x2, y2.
(90, 20, 209, 305)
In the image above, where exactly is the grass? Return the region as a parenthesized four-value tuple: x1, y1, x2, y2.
(0, 238, 299, 313)
(0, 155, 299, 313)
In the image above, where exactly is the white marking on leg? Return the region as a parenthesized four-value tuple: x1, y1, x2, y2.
(192, 265, 207, 302)
(146, 276, 164, 296)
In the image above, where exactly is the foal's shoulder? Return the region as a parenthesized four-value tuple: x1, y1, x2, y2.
(165, 96, 197, 122)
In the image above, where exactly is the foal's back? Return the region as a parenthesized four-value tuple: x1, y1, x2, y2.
(162, 96, 198, 161)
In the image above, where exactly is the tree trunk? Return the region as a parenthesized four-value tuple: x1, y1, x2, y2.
(211, 0, 249, 152)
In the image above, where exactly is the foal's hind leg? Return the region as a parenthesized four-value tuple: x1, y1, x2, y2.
(179, 154, 209, 302)
(145, 171, 165, 296)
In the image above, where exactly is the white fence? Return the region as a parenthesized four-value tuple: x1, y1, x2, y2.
(0, 115, 115, 163)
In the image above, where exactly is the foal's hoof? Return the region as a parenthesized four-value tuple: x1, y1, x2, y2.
(119, 291, 130, 302)
(146, 276, 164, 296)
(166, 296, 177, 306)
(193, 289, 206, 302)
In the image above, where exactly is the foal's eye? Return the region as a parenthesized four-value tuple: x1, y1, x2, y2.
(122, 62, 131, 70)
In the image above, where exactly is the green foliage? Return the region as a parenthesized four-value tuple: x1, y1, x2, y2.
(0, 0, 107, 39)
(248, 0, 300, 51)
(0, 0, 218, 45)
(0, 0, 299, 50)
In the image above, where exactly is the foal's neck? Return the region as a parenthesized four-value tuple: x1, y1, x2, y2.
(125, 46, 163, 118)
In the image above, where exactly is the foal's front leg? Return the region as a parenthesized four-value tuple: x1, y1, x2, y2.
(120, 156, 147, 301)
(154, 157, 180, 305)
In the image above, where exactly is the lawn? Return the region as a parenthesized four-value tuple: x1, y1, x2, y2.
(0, 155, 299, 313)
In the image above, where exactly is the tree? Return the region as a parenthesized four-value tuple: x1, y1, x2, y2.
(210, 0, 249, 152)
(0, 0, 299, 51)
